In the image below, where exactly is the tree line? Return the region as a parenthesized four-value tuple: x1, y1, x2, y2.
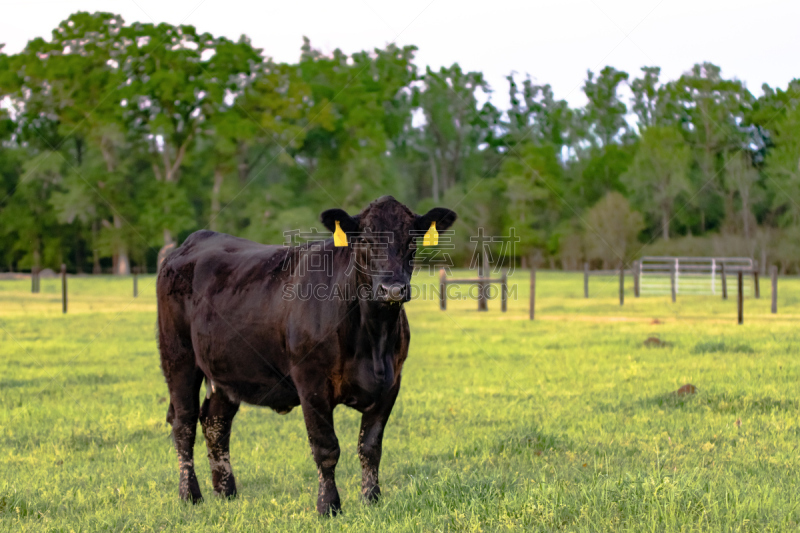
(2, 11, 800, 274)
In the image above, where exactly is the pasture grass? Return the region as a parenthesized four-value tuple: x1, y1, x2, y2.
(1, 271, 799, 531)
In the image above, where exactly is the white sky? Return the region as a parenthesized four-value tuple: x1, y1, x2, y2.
(1, 0, 798, 110)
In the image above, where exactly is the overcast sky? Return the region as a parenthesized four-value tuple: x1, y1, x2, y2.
(1, 0, 798, 109)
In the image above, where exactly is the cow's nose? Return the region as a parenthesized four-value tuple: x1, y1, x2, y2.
(378, 283, 407, 302)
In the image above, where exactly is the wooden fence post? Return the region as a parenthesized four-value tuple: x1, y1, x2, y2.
(133, 267, 138, 298)
(633, 260, 640, 298)
(477, 253, 488, 311)
(670, 261, 677, 303)
(61, 264, 67, 314)
(529, 267, 536, 321)
(721, 262, 727, 300)
(771, 265, 777, 314)
(501, 270, 508, 313)
(753, 267, 760, 299)
(619, 262, 624, 306)
(737, 271, 743, 325)
(584, 262, 589, 298)
(439, 268, 446, 311)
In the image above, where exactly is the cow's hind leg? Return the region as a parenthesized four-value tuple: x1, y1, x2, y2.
(168, 367, 204, 503)
(200, 388, 240, 498)
(358, 379, 401, 503)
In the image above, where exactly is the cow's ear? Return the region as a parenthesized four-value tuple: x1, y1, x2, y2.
(415, 207, 457, 232)
(320, 208, 359, 234)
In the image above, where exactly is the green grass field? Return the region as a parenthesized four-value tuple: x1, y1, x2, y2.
(2, 271, 799, 531)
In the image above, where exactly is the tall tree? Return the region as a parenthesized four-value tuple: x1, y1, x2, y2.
(722, 151, 760, 238)
(630, 66, 662, 130)
(415, 64, 500, 201)
(497, 143, 563, 263)
(666, 63, 753, 192)
(764, 105, 800, 226)
(622, 126, 692, 240)
(582, 66, 630, 147)
(506, 75, 572, 149)
(122, 21, 216, 245)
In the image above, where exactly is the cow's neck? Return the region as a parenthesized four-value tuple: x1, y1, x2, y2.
(357, 297, 402, 383)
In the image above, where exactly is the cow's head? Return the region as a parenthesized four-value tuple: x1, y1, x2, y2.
(321, 196, 457, 304)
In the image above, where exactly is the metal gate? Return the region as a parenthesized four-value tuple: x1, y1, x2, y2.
(638, 256, 756, 296)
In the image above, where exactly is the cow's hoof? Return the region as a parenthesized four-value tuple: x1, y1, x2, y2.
(362, 485, 381, 504)
(180, 486, 203, 504)
(181, 493, 204, 505)
(213, 488, 238, 500)
(317, 498, 341, 517)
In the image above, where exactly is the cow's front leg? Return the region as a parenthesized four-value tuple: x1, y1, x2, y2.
(299, 389, 341, 516)
(200, 387, 240, 498)
(358, 379, 400, 503)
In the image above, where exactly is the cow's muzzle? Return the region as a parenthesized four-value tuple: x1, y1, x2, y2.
(375, 283, 410, 303)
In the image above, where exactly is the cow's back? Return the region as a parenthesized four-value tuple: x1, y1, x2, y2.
(157, 230, 300, 400)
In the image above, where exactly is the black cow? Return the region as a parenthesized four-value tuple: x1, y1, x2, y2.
(157, 196, 456, 515)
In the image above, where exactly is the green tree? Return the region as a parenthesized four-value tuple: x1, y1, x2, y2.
(665, 63, 753, 228)
(574, 144, 635, 208)
(622, 126, 692, 240)
(722, 151, 761, 238)
(506, 75, 572, 149)
(582, 66, 630, 147)
(122, 20, 215, 245)
(630, 66, 662, 130)
(583, 192, 644, 267)
(415, 64, 500, 201)
(497, 143, 563, 264)
(764, 105, 800, 225)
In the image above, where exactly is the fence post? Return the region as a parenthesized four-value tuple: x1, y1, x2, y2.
(737, 271, 743, 325)
(619, 262, 624, 306)
(670, 261, 676, 303)
(61, 264, 67, 314)
(771, 265, 777, 314)
(501, 270, 508, 313)
(478, 253, 488, 311)
(753, 266, 760, 299)
(721, 262, 727, 300)
(529, 267, 536, 321)
(633, 260, 640, 298)
(133, 267, 138, 298)
(584, 262, 589, 298)
(439, 268, 446, 311)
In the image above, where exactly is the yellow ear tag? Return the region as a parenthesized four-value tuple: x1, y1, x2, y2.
(333, 220, 348, 247)
(422, 221, 438, 246)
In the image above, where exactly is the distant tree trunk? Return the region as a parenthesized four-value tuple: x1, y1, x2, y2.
(741, 187, 752, 239)
(661, 206, 670, 241)
(210, 167, 224, 232)
(163, 228, 174, 247)
(32, 246, 41, 273)
(114, 214, 130, 275)
(92, 220, 101, 274)
(75, 234, 84, 274)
